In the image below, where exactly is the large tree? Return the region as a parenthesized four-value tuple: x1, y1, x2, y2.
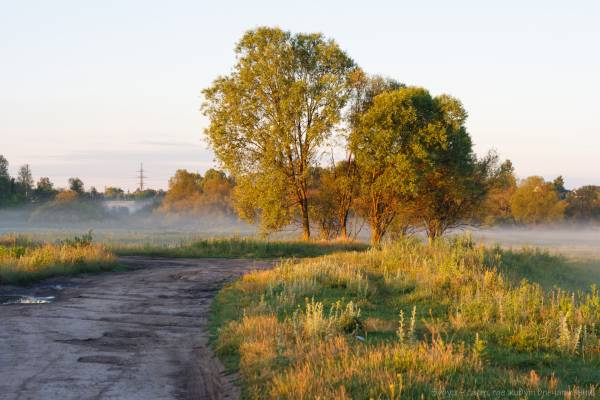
(410, 94, 499, 241)
(334, 75, 403, 240)
(414, 146, 497, 242)
(352, 86, 494, 243)
(350, 86, 436, 243)
(202, 27, 357, 239)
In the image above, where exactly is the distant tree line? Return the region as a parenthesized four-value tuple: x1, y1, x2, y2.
(199, 27, 600, 243)
(0, 155, 165, 222)
(482, 171, 600, 225)
(0, 155, 163, 206)
(0, 156, 53, 206)
(2, 151, 596, 231)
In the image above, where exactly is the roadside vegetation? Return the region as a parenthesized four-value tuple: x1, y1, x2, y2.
(113, 237, 368, 259)
(0, 232, 118, 285)
(210, 236, 600, 399)
(0, 232, 368, 284)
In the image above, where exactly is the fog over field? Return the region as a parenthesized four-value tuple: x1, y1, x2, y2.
(468, 226, 600, 257)
(0, 203, 256, 243)
(2, 202, 599, 259)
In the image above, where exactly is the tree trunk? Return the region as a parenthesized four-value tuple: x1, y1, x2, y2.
(339, 212, 349, 240)
(370, 220, 384, 245)
(340, 223, 348, 241)
(301, 198, 311, 240)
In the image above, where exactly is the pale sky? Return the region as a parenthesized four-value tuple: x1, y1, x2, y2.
(1, 0, 599, 191)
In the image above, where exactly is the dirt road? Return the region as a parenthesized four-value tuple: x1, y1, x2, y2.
(0, 257, 272, 400)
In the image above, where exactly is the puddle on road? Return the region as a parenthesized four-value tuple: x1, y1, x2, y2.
(0, 295, 55, 305)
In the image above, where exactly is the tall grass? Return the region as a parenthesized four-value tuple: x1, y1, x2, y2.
(211, 237, 600, 399)
(0, 241, 117, 285)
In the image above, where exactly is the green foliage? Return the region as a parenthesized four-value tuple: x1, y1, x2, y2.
(553, 175, 568, 199)
(480, 159, 517, 225)
(350, 86, 430, 243)
(0, 155, 22, 206)
(202, 27, 358, 239)
(233, 171, 295, 234)
(511, 176, 566, 224)
(159, 169, 234, 215)
(309, 161, 359, 240)
(351, 86, 495, 242)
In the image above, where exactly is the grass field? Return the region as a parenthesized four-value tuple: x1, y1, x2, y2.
(210, 236, 600, 399)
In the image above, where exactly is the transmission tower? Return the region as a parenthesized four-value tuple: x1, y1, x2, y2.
(137, 163, 147, 191)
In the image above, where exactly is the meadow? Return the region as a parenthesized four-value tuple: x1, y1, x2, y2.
(210, 236, 600, 399)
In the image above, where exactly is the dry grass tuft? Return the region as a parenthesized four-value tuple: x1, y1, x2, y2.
(0, 242, 117, 284)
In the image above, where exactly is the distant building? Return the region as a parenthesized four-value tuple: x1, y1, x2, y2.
(102, 200, 147, 214)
